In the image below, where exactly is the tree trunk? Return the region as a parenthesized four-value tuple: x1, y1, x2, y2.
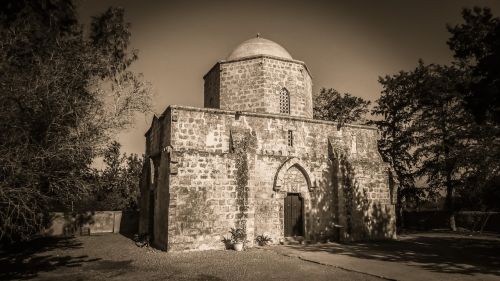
(449, 212, 457, 231)
(446, 183, 457, 231)
(441, 101, 456, 232)
(396, 190, 404, 232)
(479, 213, 491, 234)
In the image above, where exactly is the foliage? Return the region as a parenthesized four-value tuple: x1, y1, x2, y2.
(234, 138, 250, 194)
(233, 130, 257, 233)
(220, 236, 232, 250)
(234, 143, 248, 231)
(0, 0, 151, 242)
(375, 62, 477, 230)
(133, 233, 149, 248)
(411, 63, 475, 230)
(76, 141, 143, 211)
(447, 7, 500, 212)
(374, 68, 420, 226)
(255, 234, 273, 246)
(374, 7, 500, 230)
(313, 88, 371, 129)
(229, 228, 247, 244)
(447, 7, 500, 125)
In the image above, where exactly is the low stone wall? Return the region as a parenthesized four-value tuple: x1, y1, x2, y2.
(403, 211, 500, 232)
(43, 211, 139, 236)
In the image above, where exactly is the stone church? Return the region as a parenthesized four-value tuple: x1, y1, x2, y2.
(139, 35, 397, 251)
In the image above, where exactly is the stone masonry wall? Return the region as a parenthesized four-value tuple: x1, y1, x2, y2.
(208, 56, 313, 118)
(142, 110, 172, 249)
(203, 64, 220, 109)
(219, 58, 266, 112)
(143, 106, 396, 251)
(261, 57, 313, 118)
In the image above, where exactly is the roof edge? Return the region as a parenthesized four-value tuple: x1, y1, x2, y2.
(159, 105, 378, 131)
(203, 54, 313, 79)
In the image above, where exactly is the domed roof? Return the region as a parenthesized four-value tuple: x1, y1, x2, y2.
(227, 35, 293, 60)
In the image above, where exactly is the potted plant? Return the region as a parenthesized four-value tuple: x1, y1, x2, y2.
(229, 228, 247, 251)
(221, 236, 232, 250)
(255, 234, 273, 246)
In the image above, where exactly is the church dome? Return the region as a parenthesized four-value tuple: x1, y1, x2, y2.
(227, 35, 293, 60)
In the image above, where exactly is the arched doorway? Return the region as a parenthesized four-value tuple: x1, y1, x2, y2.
(282, 165, 308, 237)
(273, 157, 315, 239)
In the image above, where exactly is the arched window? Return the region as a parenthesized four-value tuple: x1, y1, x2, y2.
(279, 88, 290, 114)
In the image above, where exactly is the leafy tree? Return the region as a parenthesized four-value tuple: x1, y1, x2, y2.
(0, 0, 151, 242)
(375, 7, 500, 231)
(99, 141, 143, 211)
(313, 88, 371, 129)
(447, 7, 500, 211)
(79, 141, 142, 211)
(122, 153, 143, 209)
(410, 63, 475, 231)
(373, 68, 420, 229)
(97, 141, 126, 210)
(447, 7, 500, 125)
(376, 62, 475, 231)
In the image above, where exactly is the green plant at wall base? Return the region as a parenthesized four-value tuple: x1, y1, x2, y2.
(229, 228, 247, 243)
(221, 236, 232, 250)
(255, 234, 273, 246)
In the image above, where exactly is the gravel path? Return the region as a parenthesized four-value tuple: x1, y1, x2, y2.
(1, 234, 382, 281)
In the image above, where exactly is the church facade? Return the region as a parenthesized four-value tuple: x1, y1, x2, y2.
(139, 36, 397, 251)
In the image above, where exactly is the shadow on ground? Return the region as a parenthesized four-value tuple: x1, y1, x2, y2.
(0, 236, 100, 280)
(284, 232, 500, 276)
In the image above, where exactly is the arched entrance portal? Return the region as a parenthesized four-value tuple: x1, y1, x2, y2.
(281, 164, 309, 237)
(273, 157, 316, 239)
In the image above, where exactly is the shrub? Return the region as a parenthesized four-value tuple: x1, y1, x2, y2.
(229, 228, 247, 244)
(255, 234, 273, 246)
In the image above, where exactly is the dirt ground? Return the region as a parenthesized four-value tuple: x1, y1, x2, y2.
(273, 231, 500, 281)
(0, 234, 381, 281)
(2, 231, 498, 281)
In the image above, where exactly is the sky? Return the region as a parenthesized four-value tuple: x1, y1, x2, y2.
(78, 0, 500, 161)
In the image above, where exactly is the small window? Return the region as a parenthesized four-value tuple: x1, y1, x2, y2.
(229, 131, 234, 153)
(287, 130, 293, 147)
(279, 88, 290, 114)
(149, 158, 155, 184)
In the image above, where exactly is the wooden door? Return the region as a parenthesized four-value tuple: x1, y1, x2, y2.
(284, 194, 304, 237)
